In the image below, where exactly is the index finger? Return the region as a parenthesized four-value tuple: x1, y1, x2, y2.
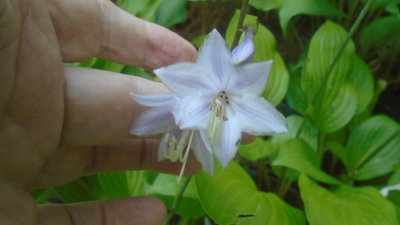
(47, 0, 196, 69)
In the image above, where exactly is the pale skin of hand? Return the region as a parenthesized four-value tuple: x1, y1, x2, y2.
(0, 0, 200, 224)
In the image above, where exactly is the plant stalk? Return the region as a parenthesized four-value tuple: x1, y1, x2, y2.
(231, 0, 250, 49)
(164, 177, 192, 225)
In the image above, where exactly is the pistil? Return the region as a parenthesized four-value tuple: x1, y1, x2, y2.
(160, 129, 195, 183)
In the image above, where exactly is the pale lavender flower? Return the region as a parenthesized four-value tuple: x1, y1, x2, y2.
(131, 29, 287, 177)
(131, 94, 215, 176)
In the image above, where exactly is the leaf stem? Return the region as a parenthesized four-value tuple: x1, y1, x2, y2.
(294, 0, 373, 138)
(231, 0, 250, 49)
(164, 177, 192, 225)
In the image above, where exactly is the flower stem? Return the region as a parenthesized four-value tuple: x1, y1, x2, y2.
(295, 0, 373, 138)
(164, 177, 192, 225)
(231, 0, 250, 49)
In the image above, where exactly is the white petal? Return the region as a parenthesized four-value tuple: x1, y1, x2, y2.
(231, 95, 287, 136)
(154, 62, 217, 94)
(197, 29, 235, 89)
(130, 108, 175, 136)
(193, 130, 215, 174)
(131, 93, 175, 107)
(232, 29, 255, 64)
(211, 119, 241, 168)
(171, 95, 211, 130)
(229, 60, 272, 96)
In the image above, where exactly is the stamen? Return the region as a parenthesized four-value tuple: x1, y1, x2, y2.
(163, 130, 190, 162)
(207, 91, 229, 142)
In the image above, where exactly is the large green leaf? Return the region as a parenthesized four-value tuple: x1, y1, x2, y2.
(262, 52, 289, 106)
(91, 58, 125, 72)
(349, 56, 374, 115)
(299, 174, 399, 225)
(97, 171, 146, 198)
(117, 0, 152, 16)
(302, 21, 358, 132)
(195, 162, 305, 225)
(312, 84, 357, 132)
(226, 11, 289, 106)
(345, 115, 400, 180)
(53, 171, 146, 202)
(286, 68, 308, 114)
(238, 137, 276, 161)
(360, 0, 400, 10)
(53, 176, 102, 203)
(121, 66, 153, 80)
(249, 0, 344, 34)
(249, 0, 282, 11)
(155, 0, 187, 27)
(273, 139, 340, 185)
(272, 115, 318, 151)
(278, 0, 344, 34)
(302, 21, 354, 102)
(389, 169, 400, 186)
(31, 188, 54, 204)
(360, 16, 400, 51)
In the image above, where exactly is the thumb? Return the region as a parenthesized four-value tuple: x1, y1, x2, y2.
(37, 197, 166, 225)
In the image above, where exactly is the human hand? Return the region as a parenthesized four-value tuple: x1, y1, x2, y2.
(0, 0, 198, 224)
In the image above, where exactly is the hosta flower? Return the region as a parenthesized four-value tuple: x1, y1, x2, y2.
(131, 95, 215, 177)
(131, 29, 287, 177)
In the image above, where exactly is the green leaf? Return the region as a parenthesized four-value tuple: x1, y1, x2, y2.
(155, 0, 187, 27)
(31, 188, 54, 204)
(360, 0, 400, 10)
(262, 52, 289, 106)
(287, 68, 308, 114)
(273, 139, 340, 184)
(97, 171, 146, 198)
(360, 16, 400, 51)
(53, 176, 101, 203)
(226, 11, 289, 106)
(191, 34, 207, 49)
(272, 115, 318, 151)
(326, 141, 346, 163)
(345, 115, 400, 180)
(134, 0, 164, 22)
(195, 162, 305, 225)
(386, 3, 400, 16)
(350, 57, 374, 115)
(303, 21, 355, 102)
(121, 66, 153, 80)
(278, 0, 344, 35)
(303, 21, 358, 132)
(312, 85, 357, 132)
(389, 169, 400, 186)
(238, 137, 276, 161)
(91, 58, 125, 72)
(299, 174, 399, 225)
(117, 0, 152, 16)
(148, 174, 204, 219)
(249, 0, 282, 11)
(54, 171, 146, 202)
